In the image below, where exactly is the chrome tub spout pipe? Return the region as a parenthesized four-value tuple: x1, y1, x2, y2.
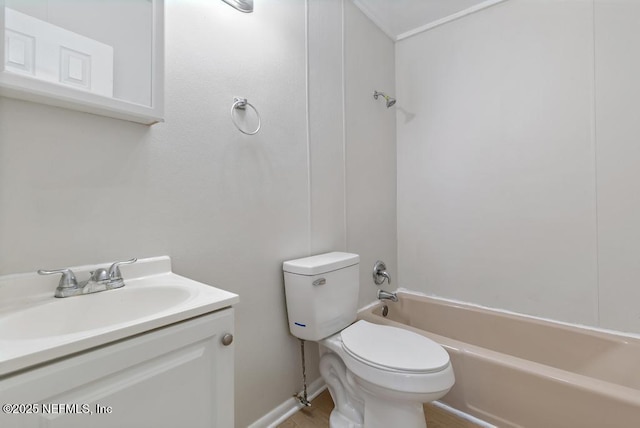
(377, 289, 398, 302)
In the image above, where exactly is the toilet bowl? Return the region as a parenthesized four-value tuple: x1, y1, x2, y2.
(283, 252, 455, 428)
(320, 320, 454, 428)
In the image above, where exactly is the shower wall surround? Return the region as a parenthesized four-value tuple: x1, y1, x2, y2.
(397, 0, 640, 334)
(0, 0, 396, 426)
(344, 0, 397, 309)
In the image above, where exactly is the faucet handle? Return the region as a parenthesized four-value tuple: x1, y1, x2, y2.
(37, 268, 78, 289)
(90, 268, 110, 282)
(373, 260, 391, 285)
(107, 258, 137, 280)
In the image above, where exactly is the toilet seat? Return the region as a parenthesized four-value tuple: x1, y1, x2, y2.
(341, 320, 450, 374)
(334, 320, 455, 395)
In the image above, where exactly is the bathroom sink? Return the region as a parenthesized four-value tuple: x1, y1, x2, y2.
(0, 256, 239, 376)
(1, 285, 192, 340)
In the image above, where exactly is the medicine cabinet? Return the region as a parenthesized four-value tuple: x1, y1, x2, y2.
(0, 0, 164, 124)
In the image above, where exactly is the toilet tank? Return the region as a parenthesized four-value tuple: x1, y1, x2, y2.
(283, 252, 360, 341)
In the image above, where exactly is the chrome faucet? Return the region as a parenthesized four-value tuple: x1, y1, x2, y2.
(38, 258, 137, 298)
(373, 260, 391, 285)
(377, 289, 398, 302)
(373, 260, 397, 302)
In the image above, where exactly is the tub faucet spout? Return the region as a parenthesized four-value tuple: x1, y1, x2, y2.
(377, 289, 398, 302)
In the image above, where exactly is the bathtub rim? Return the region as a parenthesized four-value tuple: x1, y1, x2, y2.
(372, 288, 640, 342)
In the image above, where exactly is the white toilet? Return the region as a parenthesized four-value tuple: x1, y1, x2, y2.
(283, 252, 455, 428)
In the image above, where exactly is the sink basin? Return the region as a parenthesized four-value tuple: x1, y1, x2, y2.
(1, 285, 192, 340)
(0, 256, 239, 376)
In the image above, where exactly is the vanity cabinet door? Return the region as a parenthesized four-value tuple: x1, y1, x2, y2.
(0, 308, 235, 428)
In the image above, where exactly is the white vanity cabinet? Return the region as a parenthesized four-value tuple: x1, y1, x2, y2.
(0, 308, 235, 428)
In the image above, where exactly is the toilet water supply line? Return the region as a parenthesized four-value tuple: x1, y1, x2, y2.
(295, 339, 311, 407)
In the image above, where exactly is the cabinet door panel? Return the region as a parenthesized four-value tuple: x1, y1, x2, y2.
(0, 309, 234, 428)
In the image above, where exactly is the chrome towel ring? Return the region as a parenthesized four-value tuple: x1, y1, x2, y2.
(231, 97, 261, 135)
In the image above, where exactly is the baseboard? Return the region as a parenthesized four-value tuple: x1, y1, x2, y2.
(248, 377, 327, 428)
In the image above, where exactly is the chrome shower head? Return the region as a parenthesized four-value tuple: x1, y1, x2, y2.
(373, 90, 396, 108)
(222, 0, 253, 13)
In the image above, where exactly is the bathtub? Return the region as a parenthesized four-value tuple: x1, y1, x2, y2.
(358, 291, 640, 427)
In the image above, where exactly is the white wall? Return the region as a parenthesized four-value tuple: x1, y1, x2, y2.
(309, 0, 346, 256)
(308, 0, 397, 311)
(304, 0, 347, 391)
(396, 0, 640, 334)
(397, 0, 599, 327)
(302, 0, 398, 390)
(595, 0, 640, 333)
(0, 0, 397, 425)
(345, 0, 397, 308)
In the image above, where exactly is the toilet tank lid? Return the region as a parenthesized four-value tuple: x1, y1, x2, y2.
(283, 252, 359, 275)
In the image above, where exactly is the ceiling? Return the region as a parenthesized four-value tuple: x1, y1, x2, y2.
(352, 0, 506, 41)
